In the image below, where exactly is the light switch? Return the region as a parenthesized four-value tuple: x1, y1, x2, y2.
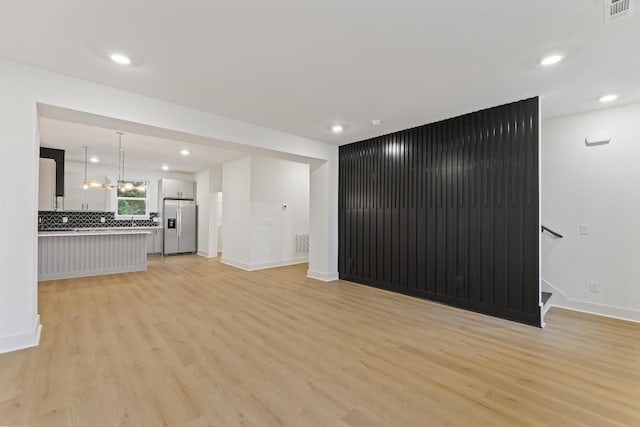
(580, 224, 590, 235)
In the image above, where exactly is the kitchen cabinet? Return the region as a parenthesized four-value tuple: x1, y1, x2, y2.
(38, 158, 57, 210)
(64, 172, 110, 211)
(146, 228, 163, 255)
(158, 178, 195, 200)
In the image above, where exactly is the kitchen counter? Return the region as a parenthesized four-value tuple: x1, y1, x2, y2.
(38, 228, 150, 281)
(39, 228, 154, 237)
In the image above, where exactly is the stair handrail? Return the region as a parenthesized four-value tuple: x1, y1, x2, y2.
(541, 225, 563, 239)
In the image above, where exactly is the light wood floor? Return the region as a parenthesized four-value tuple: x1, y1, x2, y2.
(1, 256, 639, 426)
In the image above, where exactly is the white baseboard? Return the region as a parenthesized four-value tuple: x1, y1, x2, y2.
(221, 256, 308, 271)
(542, 279, 640, 323)
(0, 314, 42, 354)
(221, 257, 252, 270)
(197, 250, 218, 259)
(307, 270, 339, 282)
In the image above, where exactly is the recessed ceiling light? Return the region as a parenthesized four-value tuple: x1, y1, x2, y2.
(371, 119, 382, 126)
(110, 53, 131, 65)
(599, 94, 618, 103)
(539, 54, 564, 66)
(180, 149, 190, 156)
(331, 124, 344, 134)
(161, 165, 169, 171)
(89, 157, 99, 163)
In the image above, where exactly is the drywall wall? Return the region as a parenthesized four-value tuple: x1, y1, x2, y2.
(195, 168, 220, 258)
(221, 157, 252, 267)
(542, 101, 640, 322)
(195, 168, 210, 257)
(250, 156, 310, 269)
(221, 156, 310, 270)
(308, 152, 339, 281)
(0, 70, 41, 353)
(209, 164, 222, 193)
(0, 58, 337, 353)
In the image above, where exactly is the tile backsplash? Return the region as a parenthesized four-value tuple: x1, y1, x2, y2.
(38, 211, 159, 230)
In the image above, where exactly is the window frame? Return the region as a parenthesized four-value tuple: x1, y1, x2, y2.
(114, 179, 150, 219)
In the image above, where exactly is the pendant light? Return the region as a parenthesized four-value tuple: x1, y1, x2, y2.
(115, 131, 146, 193)
(80, 146, 105, 190)
(117, 131, 127, 191)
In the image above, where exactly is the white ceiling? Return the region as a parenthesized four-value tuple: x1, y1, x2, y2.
(39, 117, 246, 173)
(2, 1, 640, 144)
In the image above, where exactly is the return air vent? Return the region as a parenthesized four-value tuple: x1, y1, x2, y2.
(605, 0, 631, 22)
(295, 234, 309, 253)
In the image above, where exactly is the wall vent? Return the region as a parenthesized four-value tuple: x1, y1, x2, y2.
(295, 234, 309, 253)
(605, 0, 631, 22)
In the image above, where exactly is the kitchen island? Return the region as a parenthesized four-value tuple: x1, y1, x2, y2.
(38, 229, 151, 281)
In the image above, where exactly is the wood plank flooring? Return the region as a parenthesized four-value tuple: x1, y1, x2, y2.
(1, 255, 639, 426)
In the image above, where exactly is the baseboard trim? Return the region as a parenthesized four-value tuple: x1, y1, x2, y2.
(307, 270, 339, 282)
(221, 257, 252, 270)
(0, 314, 42, 354)
(221, 257, 308, 271)
(197, 251, 218, 259)
(542, 279, 640, 323)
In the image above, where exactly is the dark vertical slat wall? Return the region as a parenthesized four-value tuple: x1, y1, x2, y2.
(338, 97, 540, 326)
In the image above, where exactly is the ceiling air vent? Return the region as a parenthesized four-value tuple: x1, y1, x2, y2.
(605, 0, 632, 22)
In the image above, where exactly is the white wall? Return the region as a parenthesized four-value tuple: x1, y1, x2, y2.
(308, 151, 339, 281)
(221, 156, 310, 270)
(0, 58, 338, 354)
(209, 164, 222, 193)
(195, 168, 220, 258)
(0, 71, 40, 353)
(542, 101, 640, 322)
(249, 157, 310, 269)
(195, 169, 210, 257)
(64, 160, 192, 212)
(221, 157, 252, 267)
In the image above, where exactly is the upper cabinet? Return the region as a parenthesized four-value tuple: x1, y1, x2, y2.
(158, 179, 195, 200)
(38, 158, 57, 211)
(64, 172, 110, 211)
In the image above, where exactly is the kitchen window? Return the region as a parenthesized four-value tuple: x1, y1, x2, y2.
(116, 180, 149, 217)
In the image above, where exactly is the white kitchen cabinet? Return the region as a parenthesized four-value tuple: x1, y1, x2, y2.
(158, 178, 195, 200)
(64, 172, 110, 211)
(146, 228, 163, 255)
(38, 158, 57, 211)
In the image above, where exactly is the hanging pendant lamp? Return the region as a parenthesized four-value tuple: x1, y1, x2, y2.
(79, 146, 105, 189)
(114, 131, 146, 193)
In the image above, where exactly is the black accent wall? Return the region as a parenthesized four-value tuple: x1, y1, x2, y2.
(338, 97, 540, 326)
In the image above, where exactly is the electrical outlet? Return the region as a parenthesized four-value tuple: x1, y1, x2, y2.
(62, 217, 68, 223)
(589, 281, 600, 293)
(100, 217, 106, 223)
(153, 217, 159, 223)
(580, 224, 590, 235)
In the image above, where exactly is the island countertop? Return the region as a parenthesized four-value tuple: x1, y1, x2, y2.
(38, 227, 157, 237)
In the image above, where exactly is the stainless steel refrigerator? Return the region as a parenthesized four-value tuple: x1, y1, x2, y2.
(163, 199, 197, 255)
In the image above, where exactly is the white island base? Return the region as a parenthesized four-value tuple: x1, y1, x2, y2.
(38, 230, 150, 281)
